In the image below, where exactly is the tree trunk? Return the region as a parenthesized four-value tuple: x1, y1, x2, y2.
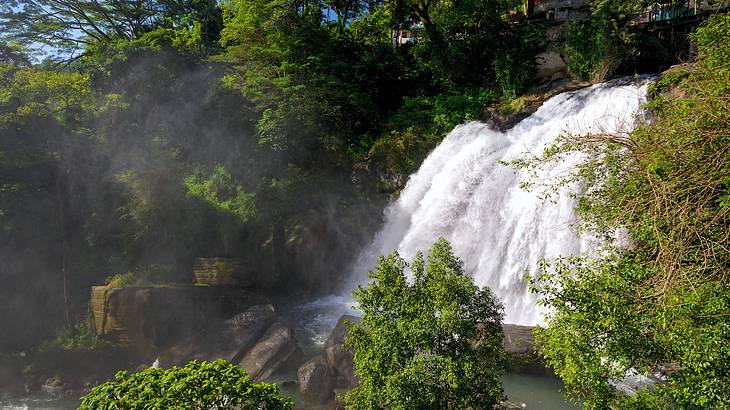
(54, 166, 71, 328)
(413, 2, 447, 50)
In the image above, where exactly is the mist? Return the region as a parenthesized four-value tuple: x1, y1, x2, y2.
(0, 42, 385, 352)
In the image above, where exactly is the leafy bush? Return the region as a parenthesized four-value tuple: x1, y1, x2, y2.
(690, 13, 730, 72)
(105, 265, 180, 288)
(105, 272, 136, 288)
(184, 165, 257, 223)
(563, 0, 644, 81)
(344, 238, 505, 409)
(78, 359, 293, 409)
(389, 88, 496, 137)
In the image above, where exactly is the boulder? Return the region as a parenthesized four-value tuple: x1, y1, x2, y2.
(324, 315, 361, 388)
(239, 322, 297, 380)
(535, 51, 567, 83)
(164, 304, 276, 366)
(298, 355, 335, 404)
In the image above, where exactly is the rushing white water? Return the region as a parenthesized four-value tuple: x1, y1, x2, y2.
(351, 78, 649, 326)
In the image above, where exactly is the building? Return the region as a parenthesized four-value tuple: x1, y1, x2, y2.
(392, 22, 425, 46)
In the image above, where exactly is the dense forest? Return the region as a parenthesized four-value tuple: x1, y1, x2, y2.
(1, 0, 728, 408)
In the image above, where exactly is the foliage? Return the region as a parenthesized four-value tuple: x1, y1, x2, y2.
(105, 264, 179, 287)
(520, 15, 730, 409)
(494, 21, 544, 98)
(564, 20, 606, 81)
(78, 359, 293, 409)
(563, 0, 643, 81)
(40, 317, 98, 351)
(345, 238, 505, 409)
(185, 165, 257, 223)
(690, 13, 730, 73)
(0, 0, 222, 62)
(0, 63, 92, 125)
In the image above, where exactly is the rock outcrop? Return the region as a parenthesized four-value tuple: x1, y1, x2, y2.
(535, 51, 568, 82)
(297, 314, 361, 406)
(158, 304, 298, 381)
(501, 324, 535, 355)
(483, 78, 592, 131)
(90, 285, 268, 351)
(297, 355, 335, 404)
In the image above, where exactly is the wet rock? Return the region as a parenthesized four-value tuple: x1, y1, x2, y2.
(482, 78, 592, 131)
(298, 355, 335, 404)
(239, 322, 297, 380)
(41, 377, 66, 398)
(497, 399, 526, 409)
(324, 315, 361, 387)
(163, 304, 276, 366)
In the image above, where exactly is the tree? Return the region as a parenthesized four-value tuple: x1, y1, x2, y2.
(345, 238, 505, 409)
(0, 0, 222, 63)
(78, 359, 294, 409)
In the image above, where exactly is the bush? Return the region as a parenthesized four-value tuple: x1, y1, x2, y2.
(344, 238, 505, 409)
(564, 20, 609, 81)
(78, 359, 293, 409)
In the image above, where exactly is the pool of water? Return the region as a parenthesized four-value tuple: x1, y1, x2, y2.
(502, 372, 579, 409)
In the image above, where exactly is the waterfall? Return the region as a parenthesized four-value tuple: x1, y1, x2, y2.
(352, 79, 649, 326)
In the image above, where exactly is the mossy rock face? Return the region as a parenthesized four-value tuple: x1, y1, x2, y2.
(192, 257, 244, 286)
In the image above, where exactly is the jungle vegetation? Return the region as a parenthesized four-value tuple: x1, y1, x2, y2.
(1, 1, 727, 409)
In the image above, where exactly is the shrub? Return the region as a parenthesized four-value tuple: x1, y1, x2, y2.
(78, 359, 293, 409)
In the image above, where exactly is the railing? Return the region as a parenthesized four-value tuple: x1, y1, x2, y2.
(533, 0, 588, 14)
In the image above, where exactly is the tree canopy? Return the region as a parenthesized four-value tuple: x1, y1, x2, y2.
(345, 238, 505, 409)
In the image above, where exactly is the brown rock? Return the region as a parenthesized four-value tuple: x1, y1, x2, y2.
(90, 285, 269, 353)
(239, 322, 297, 380)
(298, 355, 335, 404)
(193, 257, 250, 286)
(535, 51, 567, 82)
